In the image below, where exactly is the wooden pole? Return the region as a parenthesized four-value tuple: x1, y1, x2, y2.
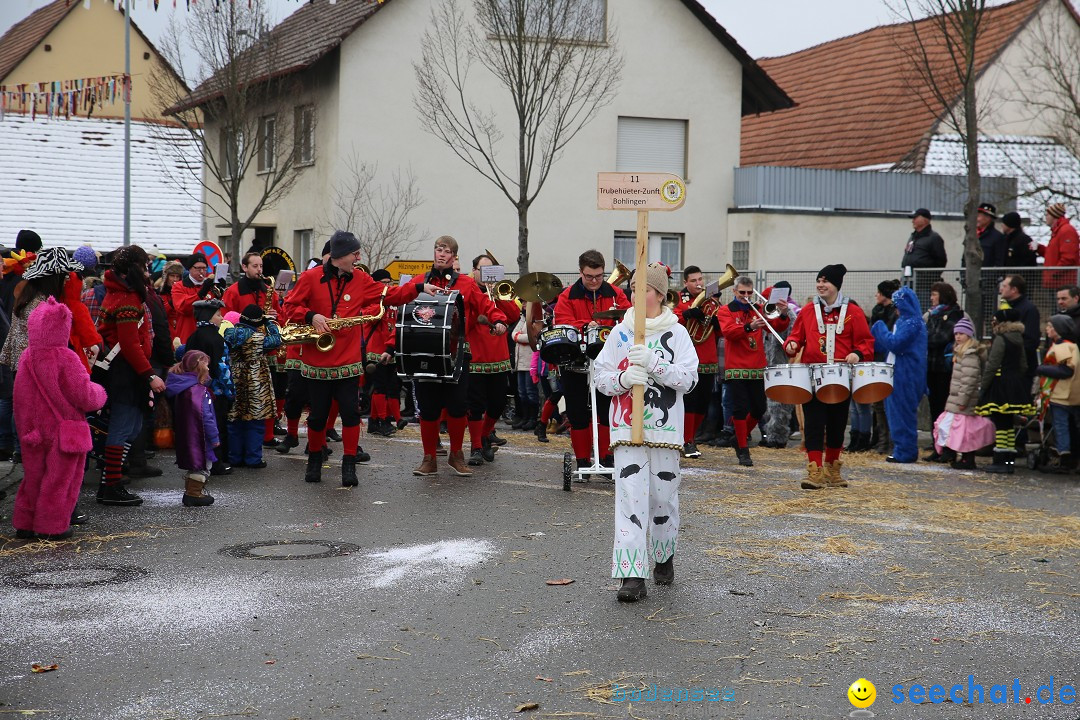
(631, 209, 648, 445)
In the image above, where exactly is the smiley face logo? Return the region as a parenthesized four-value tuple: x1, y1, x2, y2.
(848, 678, 876, 709)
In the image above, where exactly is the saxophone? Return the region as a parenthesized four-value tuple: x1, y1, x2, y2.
(279, 287, 388, 352)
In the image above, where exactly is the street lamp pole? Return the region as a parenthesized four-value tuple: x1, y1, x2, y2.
(123, 0, 131, 247)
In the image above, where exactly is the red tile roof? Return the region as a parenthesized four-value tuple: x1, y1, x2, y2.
(740, 0, 1045, 170)
(175, 0, 792, 116)
(0, 0, 75, 82)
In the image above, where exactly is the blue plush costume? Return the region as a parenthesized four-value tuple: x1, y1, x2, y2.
(871, 287, 927, 463)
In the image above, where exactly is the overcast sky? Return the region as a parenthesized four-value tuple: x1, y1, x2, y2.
(0, 0, 910, 73)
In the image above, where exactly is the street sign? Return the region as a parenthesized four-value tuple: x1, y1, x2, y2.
(597, 172, 686, 211)
(193, 240, 224, 267)
(596, 171, 687, 444)
(386, 259, 431, 281)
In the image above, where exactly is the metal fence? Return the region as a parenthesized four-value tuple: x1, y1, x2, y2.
(734, 166, 1018, 216)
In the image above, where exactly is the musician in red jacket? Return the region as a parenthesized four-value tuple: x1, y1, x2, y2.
(283, 231, 439, 486)
(716, 276, 790, 468)
(785, 264, 875, 490)
(673, 265, 718, 459)
(171, 253, 218, 343)
(553, 249, 630, 470)
(363, 269, 404, 437)
(466, 254, 522, 466)
(412, 236, 509, 478)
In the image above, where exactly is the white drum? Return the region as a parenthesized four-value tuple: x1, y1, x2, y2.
(764, 364, 814, 405)
(812, 363, 851, 404)
(851, 362, 894, 404)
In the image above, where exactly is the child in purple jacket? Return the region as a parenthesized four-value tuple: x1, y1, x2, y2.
(165, 350, 219, 506)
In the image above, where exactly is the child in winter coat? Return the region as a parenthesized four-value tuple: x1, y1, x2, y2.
(932, 317, 995, 469)
(11, 298, 107, 540)
(1036, 314, 1080, 473)
(594, 263, 699, 603)
(165, 350, 219, 506)
(224, 304, 282, 468)
(975, 308, 1036, 474)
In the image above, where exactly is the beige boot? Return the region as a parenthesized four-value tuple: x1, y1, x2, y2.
(182, 474, 214, 506)
(800, 462, 825, 490)
(823, 460, 849, 488)
(447, 450, 473, 477)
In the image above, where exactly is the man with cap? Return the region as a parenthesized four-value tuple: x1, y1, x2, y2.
(976, 203, 1007, 269)
(283, 230, 440, 486)
(785, 264, 875, 489)
(716, 275, 791, 467)
(1002, 212, 1037, 267)
(171, 252, 219, 344)
(1039, 203, 1079, 290)
(902, 208, 947, 303)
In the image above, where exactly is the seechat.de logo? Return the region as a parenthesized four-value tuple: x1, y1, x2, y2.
(848, 678, 877, 717)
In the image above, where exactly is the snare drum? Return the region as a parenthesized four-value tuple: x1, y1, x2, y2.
(812, 363, 851, 404)
(764, 364, 814, 405)
(851, 362, 894, 403)
(584, 325, 611, 360)
(539, 325, 585, 366)
(396, 291, 466, 382)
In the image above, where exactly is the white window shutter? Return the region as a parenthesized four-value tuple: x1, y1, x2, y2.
(616, 117, 687, 176)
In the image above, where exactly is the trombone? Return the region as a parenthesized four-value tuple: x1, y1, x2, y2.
(747, 288, 787, 345)
(482, 249, 520, 305)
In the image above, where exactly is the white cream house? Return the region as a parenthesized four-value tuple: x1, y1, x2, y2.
(177, 0, 790, 274)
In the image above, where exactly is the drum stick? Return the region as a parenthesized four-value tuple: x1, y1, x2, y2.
(631, 211, 648, 446)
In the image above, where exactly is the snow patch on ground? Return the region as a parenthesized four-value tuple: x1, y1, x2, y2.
(355, 538, 497, 590)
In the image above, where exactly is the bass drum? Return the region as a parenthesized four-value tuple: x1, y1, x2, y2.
(584, 325, 610, 360)
(539, 325, 585, 366)
(396, 291, 466, 382)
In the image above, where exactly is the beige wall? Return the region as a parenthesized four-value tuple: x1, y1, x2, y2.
(3, 2, 185, 122)
(727, 210, 968, 272)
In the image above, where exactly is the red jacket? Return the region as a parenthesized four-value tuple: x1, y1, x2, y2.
(786, 298, 874, 365)
(222, 276, 282, 316)
(468, 297, 521, 371)
(171, 275, 215, 344)
(99, 270, 154, 380)
(283, 263, 421, 378)
(421, 268, 509, 371)
(64, 272, 102, 372)
(363, 305, 397, 360)
(673, 290, 719, 370)
(1039, 217, 1080, 289)
(553, 280, 629, 329)
(717, 300, 790, 375)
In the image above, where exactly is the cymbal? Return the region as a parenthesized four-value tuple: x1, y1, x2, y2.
(592, 309, 627, 320)
(514, 272, 564, 303)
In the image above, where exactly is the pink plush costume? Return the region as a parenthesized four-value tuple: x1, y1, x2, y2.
(12, 298, 107, 536)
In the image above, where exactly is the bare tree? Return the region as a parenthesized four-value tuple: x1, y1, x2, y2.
(150, 0, 305, 263)
(414, 0, 622, 274)
(323, 153, 426, 270)
(893, 0, 989, 329)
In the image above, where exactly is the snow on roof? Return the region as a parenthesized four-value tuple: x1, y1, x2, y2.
(0, 112, 202, 256)
(924, 133, 1080, 245)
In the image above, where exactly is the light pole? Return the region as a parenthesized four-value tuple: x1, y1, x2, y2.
(123, 0, 131, 247)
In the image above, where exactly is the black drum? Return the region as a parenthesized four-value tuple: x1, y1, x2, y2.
(584, 325, 610, 360)
(539, 324, 585, 366)
(396, 291, 466, 382)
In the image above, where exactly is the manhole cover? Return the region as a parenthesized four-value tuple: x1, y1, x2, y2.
(219, 540, 360, 560)
(2, 564, 149, 590)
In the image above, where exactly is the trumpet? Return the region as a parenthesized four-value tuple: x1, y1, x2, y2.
(279, 287, 387, 352)
(481, 249, 519, 304)
(607, 258, 631, 287)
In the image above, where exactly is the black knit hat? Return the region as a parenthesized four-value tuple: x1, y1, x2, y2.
(193, 298, 225, 323)
(240, 303, 265, 325)
(16, 230, 42, 252)
(329, 230, 361, 259)
(184, 252, 209, 270)
(370, 269, 392, 282)
(817, 264, 847, 290)
(993, 308, 1020, 324)
(1002, 211, 1022, 230)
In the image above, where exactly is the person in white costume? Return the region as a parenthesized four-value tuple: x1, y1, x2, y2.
(594, 262, 699, 602)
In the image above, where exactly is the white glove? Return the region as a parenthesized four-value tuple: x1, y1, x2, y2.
(620, 364, 648, 388)
(627, 344, 652, 367)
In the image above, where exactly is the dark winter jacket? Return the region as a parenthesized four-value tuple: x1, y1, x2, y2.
(1003, 294, 1041, 372)
(1004, 228, 1038, 267)
(978, 225, 1007, 268)
(924, 303, 966, 374)
(901, 225, 947, 268)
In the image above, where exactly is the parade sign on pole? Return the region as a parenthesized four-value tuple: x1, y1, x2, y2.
(597, 172, 686, 445)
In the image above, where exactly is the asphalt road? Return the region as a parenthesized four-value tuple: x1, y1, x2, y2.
(1, 426, 1078, 720)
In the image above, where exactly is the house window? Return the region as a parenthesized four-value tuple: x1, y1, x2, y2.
(732, 240, 749, 271)
(613, 232, 684, 274)
(296, 229, 315, 269)
(258, 114, 277, 172)
(294, 105, 315, 165)
(491, 0, 606, 42)
(616, 116, 688, 178)
(220, 127, 242, 180)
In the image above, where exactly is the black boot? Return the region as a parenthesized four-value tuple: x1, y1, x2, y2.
(617, 577, 647, 602)
(735, 446, 753, 467)
(845, 431, 859, 453)
(468, 448, 485, 466)
(950, 452, 976, 470)
(985, 451, 1015, 474)
(304, 452, 322, 483)
(939, 448, 957, 464)
(96, 482, 143, 506)
(341, 455, 358, 487)
(481, 436, 496, 462)
(277, 435, 299, 454)
(535, 420, 549, 443)
(654, 557, 674, 585)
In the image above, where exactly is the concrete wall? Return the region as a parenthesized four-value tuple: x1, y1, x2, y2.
(3, 2, 185, 122)
(727, 209, 968, 272)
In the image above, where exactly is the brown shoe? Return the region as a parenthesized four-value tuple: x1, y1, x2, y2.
(413, 454, 438, 476)
(447, 450, 473, 476)
(800, 462, 825, 490)
(822, 460, 849, 488)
